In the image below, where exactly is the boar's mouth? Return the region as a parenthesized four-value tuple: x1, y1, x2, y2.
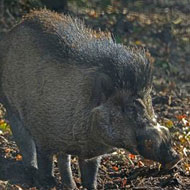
(136, 135, 180, 169)
(162, 156, 181, 170)
(137, 143, 180, 169)
(159, 143, 181, 169)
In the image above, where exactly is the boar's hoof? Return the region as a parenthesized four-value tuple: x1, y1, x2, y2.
(61, 181, 78, 190)
(62, 185, 79, 190)
(41, 176, 56, 187)
(25, 167, 56, 188)
(24, 166, 38, 186)
(37, 176, 56, 187)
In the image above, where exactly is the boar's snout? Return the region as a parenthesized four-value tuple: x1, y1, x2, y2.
(158, 126, 180, 169)
(136, 124, 180, 169)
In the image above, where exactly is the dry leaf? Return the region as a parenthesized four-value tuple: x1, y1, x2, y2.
(16, 154, 22, 161)
(128, 154, 136, 160)
(112, 166, 119, 171)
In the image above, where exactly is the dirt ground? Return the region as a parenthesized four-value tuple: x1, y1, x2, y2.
(0, 130, 190, 190)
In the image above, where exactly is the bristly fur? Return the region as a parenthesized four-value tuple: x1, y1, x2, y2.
(22, 9, 153, 95)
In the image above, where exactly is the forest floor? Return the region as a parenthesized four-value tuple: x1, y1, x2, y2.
(0, 1, 190, 189)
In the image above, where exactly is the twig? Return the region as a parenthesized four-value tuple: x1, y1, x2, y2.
(133, 187, 161, 190)
(0, 135, 8, 143)
(133, 187, 148, 190)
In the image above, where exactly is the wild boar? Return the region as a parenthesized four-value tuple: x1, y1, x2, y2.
(0, 9, 179, 190)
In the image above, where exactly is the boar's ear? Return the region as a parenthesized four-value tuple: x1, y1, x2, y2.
(92, 73, 114, 106)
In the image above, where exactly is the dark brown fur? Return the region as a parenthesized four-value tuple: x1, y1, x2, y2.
(0, 9, 179, 190)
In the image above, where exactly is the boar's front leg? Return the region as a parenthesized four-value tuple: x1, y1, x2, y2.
(57, 154, 77, 190)
(35, 148, 56, 187)
(79, 157, 101, 190)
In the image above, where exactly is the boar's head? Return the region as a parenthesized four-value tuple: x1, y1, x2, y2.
(91, 49, 179, 168)
(92, 89, 179, 169)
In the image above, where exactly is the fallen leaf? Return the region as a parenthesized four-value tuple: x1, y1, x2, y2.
(176, 115, 187, 121)
(29, 187, 37, 190)
(128, 154, 136, 160)
(172, 17, 182, 24)
(164, 119, 174, 128)
(4, 148, 11, 153)
(16, 154, 22, 161)
(0, 119, 5, 124)
(182, 118, 190, 127)
(138, 160, 145, 167)
(121, 178, 127, 188)
(135, 40, 143, 45)
(112, 166, 119, 171)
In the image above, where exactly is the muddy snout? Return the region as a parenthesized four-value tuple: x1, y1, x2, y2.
(136, 124, 180, 169)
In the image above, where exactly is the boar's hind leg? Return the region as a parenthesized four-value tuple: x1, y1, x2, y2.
(8, 114, 37, 169)
(79, 157, 101, 190)
(57, 154, 77, 190)
(35, 148, 56, 187)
